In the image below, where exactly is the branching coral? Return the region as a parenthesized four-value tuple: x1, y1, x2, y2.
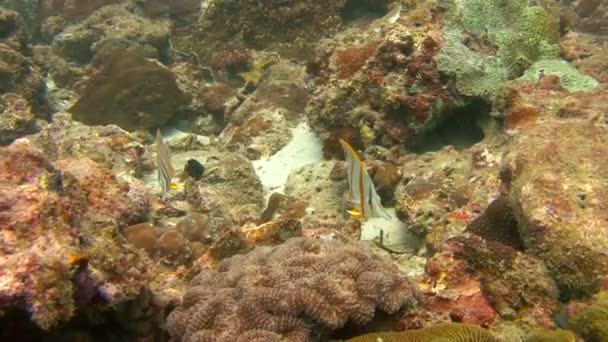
(167, 237, 419, 341)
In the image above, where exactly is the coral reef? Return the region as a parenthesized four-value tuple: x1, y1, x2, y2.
(0, 9, 46, 114)
(0, 93, 39, 145)
(502, 119, 608, 299)
(183, 149, 265, 227)
(50, 3, 171, 63)
(208, 43, 253, 72)
(167, 237, 419, 341)
(0, 140, 156, 329)
(568, 291, 608, 341)
(284, 161, 350, 232)
(557, 0, 608, 34)
(393, 144, 504, 251)
(222, 61, 308, 157)
(137, 0, 202, 17)
(69, 49, 190, 131)
(29, 112, 152, 175)
(37, 0, 123, 19)
(417, 235, 559, 328)
(305, 4, 461, 150)
(436, 0, 562, 99)
(559, 31, 608, 84)
(172, 0, 389, 60)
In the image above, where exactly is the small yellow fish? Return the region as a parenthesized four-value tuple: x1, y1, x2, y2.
(156, 129, 175, 199)
(339, 139, 391, 220)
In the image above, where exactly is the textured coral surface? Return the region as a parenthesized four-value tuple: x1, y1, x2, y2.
(503, 120, 608, 298)
(167, 237, 418, 341)
(0, 140, 155, 330)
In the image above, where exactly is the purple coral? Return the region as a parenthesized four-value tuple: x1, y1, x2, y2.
(167, 237, 418, 341)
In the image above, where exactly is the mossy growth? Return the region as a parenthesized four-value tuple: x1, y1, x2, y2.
(435, 0, 594, 99)
(569, 291, 608, 342)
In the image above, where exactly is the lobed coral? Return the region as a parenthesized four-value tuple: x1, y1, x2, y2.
(167, 237, 419, 341)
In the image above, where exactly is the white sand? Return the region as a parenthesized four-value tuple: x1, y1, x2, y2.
(252, 122, 323, 195)
(360, 208, 419, 249)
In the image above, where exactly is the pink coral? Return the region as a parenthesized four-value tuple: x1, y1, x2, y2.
(167, 237, 419, 341)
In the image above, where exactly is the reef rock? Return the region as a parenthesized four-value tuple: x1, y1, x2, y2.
(502, 119, 608, 299)
(176, 0, 389, 60)
(393, 144, 504, 251)
(0, 9, 45, 113)
(37, 0, 123, 19)
(167, 237, 419, 341)
(69, 49, 190, 131)
(51, 3, 171, 64)
(0, 93, 39, 146)
(306, 3, 456, 150)
(184, 150, 265, 227)
(0, 140, 155, 329)
(558, 0, 608, 35)
(420, 235, 559, 327)
(222, 61, 309, 158)
(29, 112, 152, 175)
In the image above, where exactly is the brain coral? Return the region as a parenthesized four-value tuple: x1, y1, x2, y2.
(167, 237, 419, 341)
(347, 323, 499, 342)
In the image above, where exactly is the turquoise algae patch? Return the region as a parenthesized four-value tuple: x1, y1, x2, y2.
(519, 59, 599, 92)
(435, 0, 597, 98)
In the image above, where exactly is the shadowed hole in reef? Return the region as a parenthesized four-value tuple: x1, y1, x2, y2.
(410, 100, 490, 154)
(341, 0, 389, 25)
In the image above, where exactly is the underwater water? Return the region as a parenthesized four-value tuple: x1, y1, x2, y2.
(1, 0, 608, 341)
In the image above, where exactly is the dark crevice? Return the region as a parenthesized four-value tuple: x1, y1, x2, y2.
(341, 0, 389, 25)
(410, 100, 490, 154)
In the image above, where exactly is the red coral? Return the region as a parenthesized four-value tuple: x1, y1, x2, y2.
(334, 42, 379, 79)
(209, 44, 253, 72)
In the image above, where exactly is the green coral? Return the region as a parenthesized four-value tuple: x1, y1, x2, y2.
(526, 328, 575, 342)
(518, 59, 599, 92)
(569, 291, 608, 342)
(435, 0, 593, 98)
(346, 323, 499, 342)
(435, 29, 507, 98)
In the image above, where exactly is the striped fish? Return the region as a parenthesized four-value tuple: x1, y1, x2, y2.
(339, 139, 391, 220)
(156, 129, 174, 199)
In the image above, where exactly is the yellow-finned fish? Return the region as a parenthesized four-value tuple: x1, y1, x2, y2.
(156, 129, 175, 199)
(339, 139, 391, 220)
